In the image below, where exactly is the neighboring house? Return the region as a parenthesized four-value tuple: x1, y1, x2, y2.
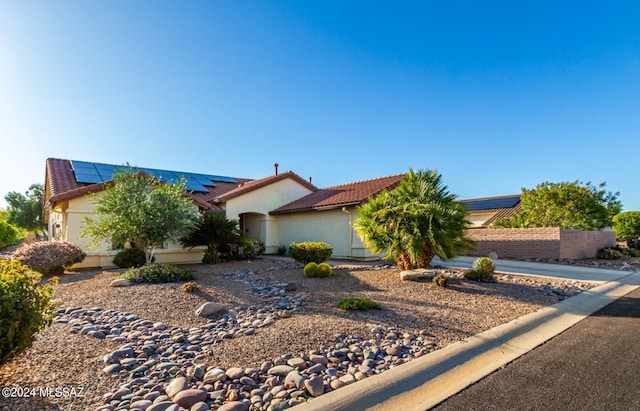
(43, 158, 520, 268)
(460, 195, 521, 228)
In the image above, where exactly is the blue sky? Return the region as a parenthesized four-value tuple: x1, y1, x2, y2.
(1, 1, 638, 210)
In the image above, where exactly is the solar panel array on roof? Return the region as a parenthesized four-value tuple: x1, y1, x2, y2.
(460, 196, 520, 211)
(70, 160, 236, 193)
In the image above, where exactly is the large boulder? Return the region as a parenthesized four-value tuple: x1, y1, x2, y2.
(399, 269, 435, 281)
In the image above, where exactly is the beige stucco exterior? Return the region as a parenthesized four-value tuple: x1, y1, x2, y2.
(274, 207, 378, 260)
(224, 178, 315, 254)
(467, 212, 496, 228)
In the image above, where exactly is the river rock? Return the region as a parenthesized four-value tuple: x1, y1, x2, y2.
(218, 401, 249, 411)
(304, 375, 325, 397)
(165, 376, 188, 398)
(196, 302, 225, 317)
(109, 278, 132, 287)
(172, 388, 207, 409)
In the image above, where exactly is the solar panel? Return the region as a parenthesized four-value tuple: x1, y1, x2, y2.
(186, 180, 207, 192)
(189, 174, 217, 186)
(208, 175, 236, 183)
(461, 196, 520, 211)
(70, 160, 96, 170)
(69, 160, 234, 192)
(74, 172, 103, 184)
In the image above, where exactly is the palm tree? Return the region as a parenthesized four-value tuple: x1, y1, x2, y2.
(354, 168, 475, 270)
(180, 212, 241, 264)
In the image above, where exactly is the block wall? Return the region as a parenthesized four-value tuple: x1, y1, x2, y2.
(466, 228, 616, 259)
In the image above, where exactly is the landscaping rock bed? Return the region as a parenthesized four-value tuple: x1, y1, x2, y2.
(0, 259, 597, 411)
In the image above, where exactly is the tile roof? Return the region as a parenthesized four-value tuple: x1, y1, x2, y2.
(44, 158, 252, 211)
(463, 194, 522, 227)
(270, 174, 407, 215)
(215, 171, 317, 203)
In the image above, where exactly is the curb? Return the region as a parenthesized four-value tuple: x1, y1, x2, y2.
(291, 271, 640, 411)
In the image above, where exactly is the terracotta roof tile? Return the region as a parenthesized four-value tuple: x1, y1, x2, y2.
(270, 174, 407, 215)
(216, 171, 317, 202)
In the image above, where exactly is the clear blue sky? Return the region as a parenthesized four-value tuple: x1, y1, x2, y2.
(1, 1, 638, 210)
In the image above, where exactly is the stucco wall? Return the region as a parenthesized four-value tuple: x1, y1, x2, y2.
(467, 227, 616, 259)
(276, 209, 352, 258)
(225, 179, 314, 222)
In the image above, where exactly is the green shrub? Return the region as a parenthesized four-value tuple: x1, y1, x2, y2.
(304, 262, 318, 278)
(624, 247, 640, 257)
(112, 248, 147, 268)
(202, 249, 217, 264)
(276, 245, 287, 256)
(0, 260, 59, 364)
(596, 247, 625, 260)
(316, 262, 332, 278)
(288, 242, 333, 264)
(0, 220, 21, 248)
(119, 264, 194, 284)
(464, 269, 497, 283)
(472, 257, 495, 273)
(337, 297, 381, 311)
(220, 237, 265, 261)
(13, 241, 86, 276)
(433, 272, 450, 287)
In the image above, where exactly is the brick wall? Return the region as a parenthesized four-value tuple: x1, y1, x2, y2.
(466, 227, 616, 259)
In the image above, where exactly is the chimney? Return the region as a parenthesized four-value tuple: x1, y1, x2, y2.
(274, 163, 279, 175)
(309, 177, 312, 184)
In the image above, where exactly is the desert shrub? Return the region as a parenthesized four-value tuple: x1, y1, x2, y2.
(220, 237, 265, 261)
(464, 269, 497, 283)
(303, 262, 318, 278)
(181, 281, 199, 292)
(288, 242, 333, 264)
(433, 272, 450, 287)
(119, 264, 194, 284)
(596, 247, 625, 260)
(112, 247, 147, 268)
(0, 220, 22, 248)
(624, 247, 640, 257)
(201, 250, 217, 264)
(337, 297, 381, 311)
(13, 241, 86, 276)
(0, 260, 59, 364)
(316, 262, 332, 278)
(472, 257, 496, 273)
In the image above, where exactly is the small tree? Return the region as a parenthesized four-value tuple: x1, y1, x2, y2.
(4, 183, 47, 238)
(0, 220, 22, 248)
(612, 211, 640, 248)
(180, 213, 241, 264)
(82, 167, 200, 264)
(354, 168, 474, 270)
(495, 181, 621, 230)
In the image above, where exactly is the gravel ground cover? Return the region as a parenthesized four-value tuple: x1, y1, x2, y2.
(0, 258, 598, 411)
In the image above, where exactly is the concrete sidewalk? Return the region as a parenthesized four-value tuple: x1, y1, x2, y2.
(291, 263, 640, 411)
(432, 256, 632, 283)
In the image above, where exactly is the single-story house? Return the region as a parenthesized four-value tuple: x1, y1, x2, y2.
(43, 158, 522, 268)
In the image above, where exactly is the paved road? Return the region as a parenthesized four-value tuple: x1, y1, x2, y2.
(432, 256, 632, 282)
(432, 286, 640, 411)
